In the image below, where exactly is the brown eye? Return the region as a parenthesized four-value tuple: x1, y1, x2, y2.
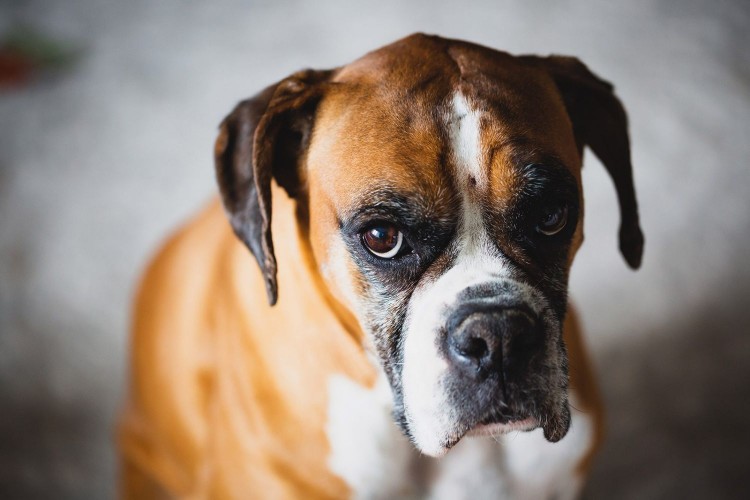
(537, 205, 568, 236)
(362, 225, 404, 258)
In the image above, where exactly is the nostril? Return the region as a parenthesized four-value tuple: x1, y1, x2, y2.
(455, 335, 488, 361)
(447, 313, 500, 371)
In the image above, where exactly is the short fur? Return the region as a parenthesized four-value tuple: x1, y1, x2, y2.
(118, 33, 641, 498)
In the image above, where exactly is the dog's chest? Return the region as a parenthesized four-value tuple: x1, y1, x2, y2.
(325, 374, 592, 500)
(325, 374, 421, 498)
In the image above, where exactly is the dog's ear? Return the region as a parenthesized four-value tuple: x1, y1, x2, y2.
(214, 69, 335, 305)
(524, 55, 644, 269)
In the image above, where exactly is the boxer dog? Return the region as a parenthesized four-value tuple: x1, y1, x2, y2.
(118, 33, 643, 499)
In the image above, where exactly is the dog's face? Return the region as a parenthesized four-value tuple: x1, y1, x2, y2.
(215, 34, 643, 457)
(306, 49, 584, 456)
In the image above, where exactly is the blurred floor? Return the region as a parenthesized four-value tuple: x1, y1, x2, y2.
(1, 0, 749, 498)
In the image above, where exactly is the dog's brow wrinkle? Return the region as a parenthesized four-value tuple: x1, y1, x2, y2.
(488, 136, 531, 167)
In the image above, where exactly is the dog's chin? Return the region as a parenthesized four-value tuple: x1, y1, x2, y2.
(410, 403, 572, 457)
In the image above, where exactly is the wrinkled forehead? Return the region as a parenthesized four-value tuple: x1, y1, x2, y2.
(306, 45, 581, 212)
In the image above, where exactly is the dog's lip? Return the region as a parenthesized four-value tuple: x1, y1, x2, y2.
(466, 416, 538, 437)
(439, 415, 539, 452)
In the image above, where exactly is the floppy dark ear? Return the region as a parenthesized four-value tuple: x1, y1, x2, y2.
(214, 69, 335, 305)
(524, 55, 644, 269)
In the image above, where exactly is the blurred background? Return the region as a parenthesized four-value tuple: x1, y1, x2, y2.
(1, 0, 749, 498)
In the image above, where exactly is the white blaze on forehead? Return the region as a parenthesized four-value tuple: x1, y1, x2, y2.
(448, 92, 484, 188)
(449, 91, 489, 256)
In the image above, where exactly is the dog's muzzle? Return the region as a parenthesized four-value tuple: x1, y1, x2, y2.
(436, 282, 570, 449)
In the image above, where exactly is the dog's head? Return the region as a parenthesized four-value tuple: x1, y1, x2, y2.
(214, 34, 643, 457)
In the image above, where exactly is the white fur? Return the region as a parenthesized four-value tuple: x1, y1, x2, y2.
(500, 401, 593, 500)
(326, 372, 418, 499)
(401, 248, 516, 455)
(400, 249, 550, 456)
(427, 407, 592, 500)
(449, 92, 484, 187)
(326, 375, 593, 499)
(427, 437, 511, 499)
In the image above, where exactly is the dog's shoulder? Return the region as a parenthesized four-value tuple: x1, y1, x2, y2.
(118, 200, 241, 496)
(128, 200, 242, 389)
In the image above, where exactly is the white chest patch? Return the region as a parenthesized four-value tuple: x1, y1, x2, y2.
(429, 406, 594, 500)
(325, 373, 419, 499)
(500, 405, 593, 500)
(427, 405, 593, 500)
(328, 367, 594, 499)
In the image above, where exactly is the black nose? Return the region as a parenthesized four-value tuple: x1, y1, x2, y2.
(446, 308, 538, 378)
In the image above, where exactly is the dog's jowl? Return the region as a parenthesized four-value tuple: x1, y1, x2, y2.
(119, 33, 642, 499)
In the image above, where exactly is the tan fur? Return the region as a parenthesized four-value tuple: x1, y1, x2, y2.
(305, 37, 584, 297)
(118, 194, 602, 498)
(119, 195, 375, 499)
(118, 33, 638, 498)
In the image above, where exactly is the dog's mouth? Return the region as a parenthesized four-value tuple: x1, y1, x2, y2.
(437, 401, 571, 453)
(467, 416, 538, 437)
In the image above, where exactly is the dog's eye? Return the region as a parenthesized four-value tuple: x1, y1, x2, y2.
(536, 204, 568, 236)
(362, 225, 404, 258)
